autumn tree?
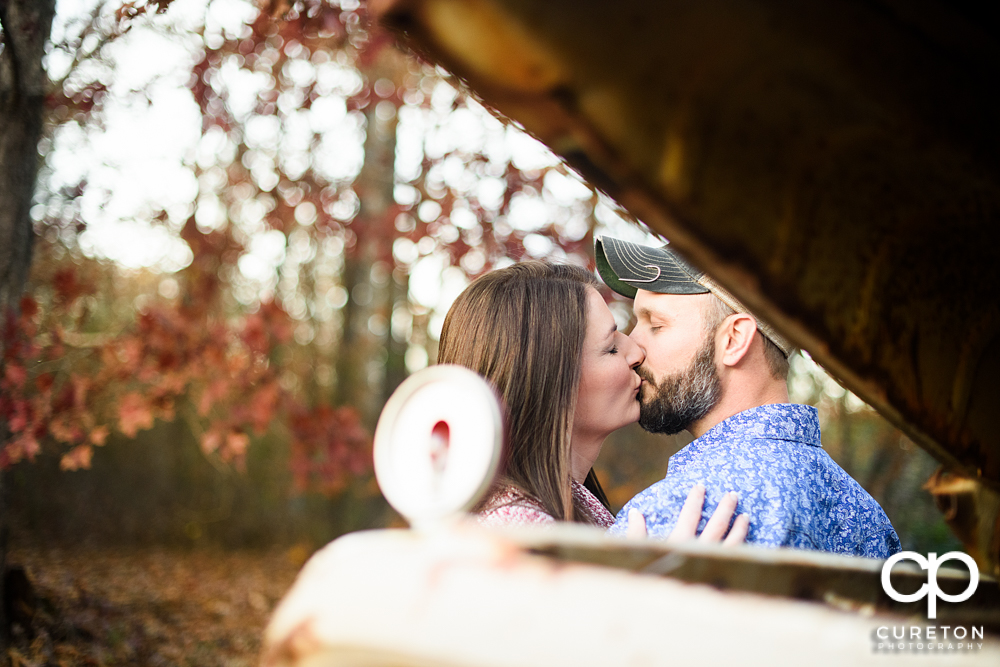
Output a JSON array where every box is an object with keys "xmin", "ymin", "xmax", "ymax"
[
  {"xmin": 0, "ymin": 0, "xmax": 56, "ymax": 647},
  {"xmin": 3, "ymin": 0, "xmax": 603, "ymax": 512}
]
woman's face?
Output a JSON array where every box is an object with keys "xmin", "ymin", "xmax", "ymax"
[{"xmin": 574, "ymin": 288, "xmax": 645, "ymax": 441}]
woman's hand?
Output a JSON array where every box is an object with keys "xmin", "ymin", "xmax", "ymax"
[{"xmin": 626, "ymin": 484, "xmax": 749, "ymax": 546}]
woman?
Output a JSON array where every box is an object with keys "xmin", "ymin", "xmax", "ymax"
[{"xmin": 438, "ymin": 261, "xmax": 748, "ymax": 542}]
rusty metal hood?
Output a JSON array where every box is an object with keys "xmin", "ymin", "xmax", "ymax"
[{"xmin": 374, "ymin": 0, "xmax": 1000, "ymax": 488}]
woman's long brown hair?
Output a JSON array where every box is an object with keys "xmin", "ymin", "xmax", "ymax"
[{"xmin": 438, "ymin": 261, "xmax": 608, "ymax": 524}]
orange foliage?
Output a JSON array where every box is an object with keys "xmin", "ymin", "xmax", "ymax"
[
  {"xmin": 289, "ymin": 404, "xmax": 370, "ymax": 495},
  {"xmin": 1, "ymin": 225, "xmax": 372, "ymax": 494}
]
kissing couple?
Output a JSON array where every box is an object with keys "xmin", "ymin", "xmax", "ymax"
[{"xmin": 439, "ymin": 236, "xmax": 900, "ymax": 558}]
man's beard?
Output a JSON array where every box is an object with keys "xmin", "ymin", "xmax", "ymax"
[{"xmin": 636, "ymin": 334, "xmax": 722, "ymax": 435}]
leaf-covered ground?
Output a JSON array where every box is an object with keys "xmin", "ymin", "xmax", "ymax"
[{"xmin": 5, "ymin": 544, "xmax": 309, "ymax": 666}]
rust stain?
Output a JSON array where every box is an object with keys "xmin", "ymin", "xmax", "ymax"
[
  {"xmin": 949, "ymin": 314, "xmax": 1000, "ymax": 440},
  {"xmin": 844, "ymin": 238, "xmax": 893, "ymax": 364},
  {"xmin": 261, "ymin": 619, "xmax": 322, "ymax": 667},
  {"xmin": 419, "ymin": 0, "xmax": 567, "ymax": 93}
]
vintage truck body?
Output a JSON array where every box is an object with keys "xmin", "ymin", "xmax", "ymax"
[{"xmin": 263, "ymin": 2, "xmax": 1000, "ymax": 664}]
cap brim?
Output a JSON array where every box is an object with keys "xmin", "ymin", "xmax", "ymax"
[
  {"xmin": 595, "ymin": 237, "xmax": 638, "ymax": 298},
  {"xmin": 595, "ymin": 236, "xmax": 709, "ymax": 299}
]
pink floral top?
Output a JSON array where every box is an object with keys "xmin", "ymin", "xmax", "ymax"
[{"xmin": 476, "ymin": 479, "xmax": 615, "ymax": 528}]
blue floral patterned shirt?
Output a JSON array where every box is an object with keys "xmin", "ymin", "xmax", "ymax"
[{"xmin": 609, "ymin": 403, "xmax": 901, "ymax": 558}]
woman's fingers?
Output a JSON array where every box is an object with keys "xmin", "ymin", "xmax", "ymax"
[
  {"xmin": 723, "ymin": 513, "xmax": 750, "ymax": 547},
  {"xmin": 699, "ymin": 491, "xmax": 739, "ymax": 542},
  {"xmin": 667, "ymin": 484, "xmax": 705, "ymax": 542},
  {"xmin": 666, "ymin": 485, "xmax": 751, "ymax": 544},
  {"xmin": 625, "ymin": 508, "xmax": 647, "ymax": 539}
]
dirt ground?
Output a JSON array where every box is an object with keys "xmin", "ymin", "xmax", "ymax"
[{"xmin": 4, "ymin": 543, "xmax": 309, "ymax": 666}]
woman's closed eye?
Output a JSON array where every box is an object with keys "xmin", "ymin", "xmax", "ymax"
[{"xmin": 606, "ymin": 345, "xmax": 619, "ymax": 355}]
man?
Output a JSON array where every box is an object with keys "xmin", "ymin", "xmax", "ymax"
[{"xmin": 595, "ymin": 236, "xmax": 901, "ymax": 558}]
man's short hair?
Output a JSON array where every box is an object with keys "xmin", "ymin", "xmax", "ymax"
[{"xmin": 704, "ymin": 297, "xmax": 789, "ymax": 381}]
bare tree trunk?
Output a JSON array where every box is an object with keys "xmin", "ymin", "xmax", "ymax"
[
  {"xmin": 335, "ymin": 50, "xmax": 405, "ymax": 427},
  {"xmin": 335, "ymin": 102, "xmax": 396, "ymax": 426},
  {"xmin": 0, "ymin": 0, "xmax": 56, "ymax": 648},
  {"xmin": 0, "ymin": 0, "xmax": 53, "ymax": 317}
]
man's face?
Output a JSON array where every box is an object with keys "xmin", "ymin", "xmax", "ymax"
[{"xmin": 630, "ymin": 291, "xmax": 722, "ymax": 434}]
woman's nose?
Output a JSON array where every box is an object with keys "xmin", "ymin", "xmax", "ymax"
[{"xmin": 623, "ymin": 334, "xmax": 644, "ymax": 368}]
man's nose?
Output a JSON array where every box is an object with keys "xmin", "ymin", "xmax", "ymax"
[
  {"xmin": 624, "ymin": 335, "xmax": 645, "ymax": 369},
  {"xmin": 628, "ymin": 327, "xmax": 648, "ymax": 355}
]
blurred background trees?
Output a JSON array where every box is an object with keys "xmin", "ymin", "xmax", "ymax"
[{"xmin": 0, "ymin": 0, "xmax": 959, "ymax": 554}]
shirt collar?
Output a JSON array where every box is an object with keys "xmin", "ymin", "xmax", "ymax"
[{"xmin": 696, "ymin": 403, "xmax": 822, "ymax": 448}]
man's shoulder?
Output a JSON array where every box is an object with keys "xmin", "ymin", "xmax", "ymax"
[
  {"xmin": 808, "ymin": 449, "xmax": 884, "ymax": 502},
  {"xmin": 709, "ymin": 403, "xmax": 821, "ymax": 448},
  {"xmin": 673, "ymin": 428, "xmax": 824, "ymax": 478}
]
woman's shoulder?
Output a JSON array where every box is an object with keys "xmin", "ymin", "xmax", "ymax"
[
  {"xmin": 571, "ymin": 479, "xmax": 615, "ymax": 528},
  {"xmin": 476, "ymin": 485, "xmax": 556, "ymax": 528}
]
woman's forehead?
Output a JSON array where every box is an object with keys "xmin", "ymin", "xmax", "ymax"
[{"xmin": 585, "ymin": 289, "xmax": 617, "ymax": 337}]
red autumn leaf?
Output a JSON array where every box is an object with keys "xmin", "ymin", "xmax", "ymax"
[
  {"xmin": 227, "ymin": 348, "xmax": 251, "ymax": 376},
  {"xmin": 35, "ymin": 372, "xmax": 55, "ymax": 393},
  {"xmin": 3, "ymin": 433, "xmax": 41, "ymax": 466},
  {"xmin": 224, "ymin": 430, "xmax": 250, "ymax": 461},
  {"xmin": 22, "ymin": 435, "xmax": 41, "ymax": 460},
  {"xmin": 71, "ymin": 374, "xmax": 90, "ymax": 408},
  {"xmin": 19, "ymin": 295, "xmax": 39, "ymax": 319},
  {"xmin": 89, "ymin": 425, "xmax": 109, "ymax": 446},
  {"xmin": 117, "ymin": 338, "xmax": 144, "ymax": 374},
  {"xmin": 287, "ymin": 404, "xmax": 372, "ymax": 495},
  {"xmin": 50, "ymin": 416, "xmax": 82, "ymax": 444},
  {"xmin": 249, "ymin": 383, "xmax": 280, "ymax": 434},
  {"xmin": 53, "ymin": 267, "xmax": 89, "ymax": 305},
  {"xmin": 118, "ymin": 392, "xmax": 155, "ymax": 437},
  {"xmin": 259, "ymin": 301, "xmax": 293, "ymax": 343},
  {"xmin": 7, "ymin": 399, "xmax": 32, "ymax": 433},
  {"xmin": 60, "ymin": 444, "xmax": 94, "ymax": 471},
  {"xmin": 155, "ymin": 372, "xmax": 186, "ymax": 396},
  {"xmin": 197, "ymin": 378, "xmax": 230, "ymax": 417},
  {"xmin": 4, "ymin": 363, "xmax": 27, "ymax": 388},
  {"xmin": 241, "ymin": 314, "xmax": 269, "ymax": 355},
  {"xmin": 52, "ymin": 383, "xmax": 76, "ymax": 414},
  {"xmin": 200, "ymin": 428, "xmax": 222, "ymax": 455}
]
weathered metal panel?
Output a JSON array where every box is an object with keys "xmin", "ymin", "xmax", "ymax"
[
  {"xmin": 373, "ymin": 0, "xmax": 1000, "ymax": 489},
  {"xmin": 262, "ymin": 527, "xmax": 1000, "ymax": 666}
]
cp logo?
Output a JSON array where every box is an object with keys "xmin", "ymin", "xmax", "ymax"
[{"xmin": 881, "ymin": 551, "xmax": 979, "ymax": 619}]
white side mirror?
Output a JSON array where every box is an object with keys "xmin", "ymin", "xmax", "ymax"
[{"xmin": 373, "ymin": 365, "xmax": 503, "ymax": 527}]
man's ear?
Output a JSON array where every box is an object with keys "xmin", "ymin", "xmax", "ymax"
[{"xmin": 717, "ymin": 314, "xmax": 757, "ymax": 368}]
